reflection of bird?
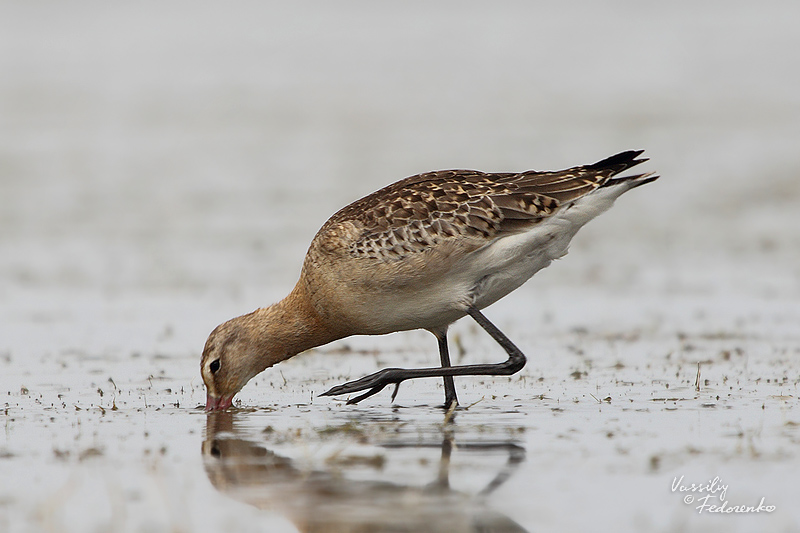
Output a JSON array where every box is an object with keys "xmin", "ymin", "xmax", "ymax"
[
  {"xmin": 202, "ymin": 151, "xmax": 657, "ymax": 410},
  {"xmin": 202, "ymin": 412, "xmax": 528, "ymax": 533}
]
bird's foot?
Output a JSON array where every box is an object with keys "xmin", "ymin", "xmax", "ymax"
[
  {"xmin": 443, "ymin": 396, "xmax": 459, "ymax": 411},
  {"xmin": 319, "ymin": 367, "xmax": 406, "ymax": 405}
]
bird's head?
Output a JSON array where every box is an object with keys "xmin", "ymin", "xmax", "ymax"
[{"xmin": 201, "ymin": 315, "xmax": 263, "ymax": 411}]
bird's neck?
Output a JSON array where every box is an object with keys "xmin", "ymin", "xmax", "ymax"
[{"xmin": 251, "ymin": 278, "xmax": 344, "ymax": 369}]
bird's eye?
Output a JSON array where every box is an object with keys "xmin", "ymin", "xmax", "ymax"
[{"xmin": 209, "ymin": 359, "xmax": 221, "ymax": 374}]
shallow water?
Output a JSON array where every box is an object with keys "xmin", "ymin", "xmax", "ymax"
[{"xmin": 2, "ymin": 1, "xmax": 800, "ymax": 532}]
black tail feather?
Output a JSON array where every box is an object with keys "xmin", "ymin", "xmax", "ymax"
[{"xmin": 586, "ymin": 150, "xmax": 647, "ymax": 175}]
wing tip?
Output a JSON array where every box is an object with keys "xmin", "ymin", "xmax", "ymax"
[{"xmin": 600, "ymin": 171, "xmax": 659, "ymax": 190}]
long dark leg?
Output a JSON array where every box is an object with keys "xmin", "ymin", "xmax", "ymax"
[
  {"xmin": 319, "ymin": 307, "xmax": 527, "ymax": 404},
  {"xmin": 435, "ymin": 329, "xmax": 459, "ymax": 409}
]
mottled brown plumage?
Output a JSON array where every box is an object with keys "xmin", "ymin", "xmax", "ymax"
[{"xmin": 315, "ymin": 152, "xmax": 649, "ymax": 264}]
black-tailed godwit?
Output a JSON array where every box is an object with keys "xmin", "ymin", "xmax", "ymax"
[{"xmin": 202, "ymin": 150, "xmax": 657, "ymax": 410}]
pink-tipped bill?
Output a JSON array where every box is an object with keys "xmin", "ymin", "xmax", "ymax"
[{"xmin": 205, "ymin": 393, "xmax": 234, "ymax": 412}]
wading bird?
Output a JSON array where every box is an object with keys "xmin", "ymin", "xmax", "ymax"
[{"xmin": 202, "ymin": 150, "xmax": 657, "ymax": 410}]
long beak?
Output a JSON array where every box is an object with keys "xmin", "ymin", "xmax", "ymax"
[{"xmin": 205, "ymin": 393, "xmax": 234, "ymax": 412}]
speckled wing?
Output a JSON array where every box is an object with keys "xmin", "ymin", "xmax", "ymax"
[{"xmin": 319, "ymin": 150, "xmax": 648, "ymax": 261}]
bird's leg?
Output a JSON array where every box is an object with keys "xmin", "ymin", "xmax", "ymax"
[
  {"xmin": 319, "ymin": 307, "xmax": 526, "ymax": 405},
  {"xmin": 435, "ymin": 328, "xmax": 459, "ymax": 409}
]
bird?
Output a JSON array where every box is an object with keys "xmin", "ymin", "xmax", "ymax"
[{"xmin": 202, "ymin": 150, "xmax": 657, "ymax": 411}]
